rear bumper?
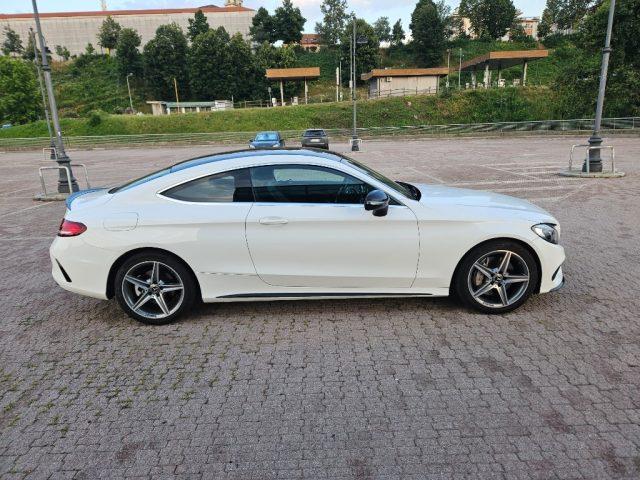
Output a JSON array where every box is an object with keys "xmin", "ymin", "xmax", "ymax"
[{"xmin": 50, "ymin": 237, "xmax": 115, "ymax": 300}]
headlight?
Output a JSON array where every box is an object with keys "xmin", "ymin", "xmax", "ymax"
[
  {"xmin": 532, "ymin": 223, "xmax": 560, "ymax": 244},
  {"xmin": 249, "ymin": 144, "xmax": 255, "ymax": 149}
]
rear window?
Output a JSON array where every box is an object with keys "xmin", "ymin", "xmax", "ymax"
[
  {"xmin": 303, "ymin": 130, "xmax": 326, "ymax": 137},
  {"xmin": 109, "ymin": 168, "xmax": 171, "ymax": 194}
]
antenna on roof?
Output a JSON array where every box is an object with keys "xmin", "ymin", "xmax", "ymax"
[{"xmin": 100, "ymin": 0, "xmax": 107, "ymax": 11}]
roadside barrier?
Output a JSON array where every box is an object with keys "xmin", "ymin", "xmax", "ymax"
[{"xmin": 1, "ymin": 117, "xmax": 637, "ymax": 151}]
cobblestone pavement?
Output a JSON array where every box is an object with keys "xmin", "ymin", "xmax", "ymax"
[{"xmin": 1, "ymin": 136, "xmax": 639, "ymax": 479}]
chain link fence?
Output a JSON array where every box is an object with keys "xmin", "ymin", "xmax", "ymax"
[{"xmin": 0, "ymin": 117, "xmax": 637, "ymax": 151}]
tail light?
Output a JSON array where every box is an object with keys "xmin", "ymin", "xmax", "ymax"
[{"xmin": 58, "ymin": 219, "xmax": 87, "ymax": 237}]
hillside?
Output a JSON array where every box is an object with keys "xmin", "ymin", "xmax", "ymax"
[{"xmin": 0, "ymin": 87, "xmax": 556, "ymax": 139}]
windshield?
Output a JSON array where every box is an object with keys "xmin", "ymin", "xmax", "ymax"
[
  {"xmin": 342, "ymin": 157, "xmax": 417, "ymax": 200},
  {"xmin": 304, "ymin": 130, "xmax": 325, "ymax": 137},
  {"xmin": 255, "ymin": 133, "xmax": 278, "ymax": 141}
]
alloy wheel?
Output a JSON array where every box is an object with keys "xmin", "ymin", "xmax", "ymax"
[
  {"xmin": 121, "ymin": 261, "xmax": 185, "ymax": 320},
  {"xmin": 467, "ymin": 250, "xmax": 530, "ymax": 309}
]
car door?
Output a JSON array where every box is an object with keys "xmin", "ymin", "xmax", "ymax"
[{"xmin": 245, "ymin": 163, "xmax": 419, "ymax": 289}]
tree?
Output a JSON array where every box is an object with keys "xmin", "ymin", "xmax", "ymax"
[
  {"xmin": 540, "ymin": 0, "xmax": 593, "ymax": 34},
  {"xmin": 97, "ymin": 16, "xmax": 122, "ymax": 54},
  {"xmin": 116, "ymin": 28, "xmax": 142, "ymax": 78},
  {"xmin": 143, "ymin": 23, "xmax": 189, "ymax": 100},
  {"xmin": 340, "ymin": 18, "xmax": 380, "ymax": 84},
  {"xmin": 188, "ymin": 9, "xmax": 210, "ymax": 41},
  {"xmin": 410, "ymin": 0, "xmax": 447, "ymax": 67},
  {"xmin": 273, "ymin": 0, "xmax": 306, "ymax": 44},
  {"xmin": 553, "ymin": 0, "xmax": 640, "ymax": 118},
  {"xmin": 315, "ymin": 0, "xmax": 348, "ymax": 46},
  {"xmin": 250, "ymin": 7, "xmax": 276, "ymax": 44},
  {"xmin": 373, "ymin": 17, "xmax": 392, "ymax": 44},
  {"xmin": 55, "ymin": 45, "xmax": 71, "ymax": 61},
  {"xmin": 253, "ymin": 42, "xmax": 297, "ymax": 98},
  {"xmin": 188, "ymin": 26, "xmax": 231, "ymax": 100},
  {"xmin": 508, "ymin": 22, "xmax": 533, "ymax": 43},
  {"xmin": 226, "ymin": 33, "xmax": 256, "ymax": 100},
  {"xmin": 391, "ymin": 20, "xmax": 405, "ymax": 46},
  {"xmin": 464, "ymin": 0, "xmax": 517, "ymax": 39},
  {"xmin": 2, "ymin": 27, "xmax": 23, "ymax": 56},
  {"xmin": 22, "ymin": 34, "xmax": 37, "ymax": 61},
  {"xmin": 0, "ymin": 57, "xmax": 40, "ymax": 124},
  {"xmin": 85, "ymin": 43, "xmax": 96, "ymax": 56}
]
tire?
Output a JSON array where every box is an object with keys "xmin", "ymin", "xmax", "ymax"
[
  {"xmin": 114, "ymin": 252, "xmax": 197, "ymax": 325},
  {"xmin": 454, "ymin": 240, "xmax": 539, "ymax": 314}
]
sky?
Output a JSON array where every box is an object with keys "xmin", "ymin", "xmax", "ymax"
[{"xmin": 10, "ymin": 0, "xmax": 546, "ymax": 35}]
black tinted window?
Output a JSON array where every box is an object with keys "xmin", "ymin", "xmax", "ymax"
[
  {"xmin": 162, "ymin": 168, "xmax": 253, "ymax": 202},
  {"xmin": 303, "ymin": 130, "xmax": 326, "ymax": 137},
  {"xmin": 250, "ymin": 164, "xmax": 373, "ymax": 204}
]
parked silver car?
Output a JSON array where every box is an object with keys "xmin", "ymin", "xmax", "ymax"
[{"xmin": 301, "ymin": 129, "xmax": 329, "ymax": 149}]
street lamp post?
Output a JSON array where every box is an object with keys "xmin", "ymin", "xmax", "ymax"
[
  {"xmin": 585, "ymin": 0, "xmax": 616, "ymax": 173},
  {"xmin": 126, "ymin": 73, "xmax": 135, "ymax": 113},
  {"xmin": 350, "ymin": 17, "xmax": 367, "ymax": 152},
  {"xmin": 32, "ymin": 0, "xmax": 78, "ymax": 193},
  {"xmin": 29, "ymin": 28, "xmax": 54, "ymax": 150}
]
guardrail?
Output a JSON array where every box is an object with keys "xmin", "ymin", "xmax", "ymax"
[{"xmin": 1, "ymin": 117, "xmax": 637, "ymax": 151}]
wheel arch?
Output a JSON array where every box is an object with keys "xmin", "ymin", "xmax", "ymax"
[
  {"xmin": 106, "ymin": 247, "xmax": 202, "ymax": 300},
  {"xmin": 449, "ymin": 237, "xmax": 542, "ymax": 296}
]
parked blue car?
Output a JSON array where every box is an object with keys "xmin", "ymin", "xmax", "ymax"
[{"xmin": 249, "ymin": 131, "xmax": 285, "ymax": 149}]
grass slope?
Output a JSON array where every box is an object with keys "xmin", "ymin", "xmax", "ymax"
[{"xmin": 0, "ymin": 87, "xmax": 556, "ymax": 139}]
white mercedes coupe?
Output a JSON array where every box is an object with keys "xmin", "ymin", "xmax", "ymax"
[{"xmin": 50, "ymin": 149, "xmax": 565, "ymax": 324}]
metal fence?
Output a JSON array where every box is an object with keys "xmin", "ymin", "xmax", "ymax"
[{"xmin": 1, "ymin": 117, "xmax": 637, "ymax": 151}]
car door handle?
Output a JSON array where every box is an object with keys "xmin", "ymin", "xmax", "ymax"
[{"xmin": 259, "ymin": 217, "xmax": 288, "ymax": 225}]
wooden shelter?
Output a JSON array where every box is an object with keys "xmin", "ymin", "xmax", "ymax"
[
  {"xmin": 265, "ymin": 67, "xmax": 321, "ymax": 105},
  {"xmin": 459, "ymin": 50, "xmax": 549, "ymax": 88}
]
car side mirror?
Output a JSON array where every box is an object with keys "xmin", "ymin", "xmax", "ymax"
[{"xmin": 364, "ymin": 190, "xmax": 389, "ymax": 217}]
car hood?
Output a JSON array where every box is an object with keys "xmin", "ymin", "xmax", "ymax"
[
  {"xmin": 251, "ymin": 140, "xmax": 279, "ymax": 147},
  {"xmin": 414, "ymin": 184, "xmax": 556, "ymax": 222}
]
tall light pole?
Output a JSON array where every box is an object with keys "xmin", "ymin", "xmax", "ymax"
[
  {"xmin": 351, "ymin": 16, "xmax": 367, "ymax": 152},
  {"xmin": 585, "ymin": 0, "xmax": 616, "ymax": 173},
  {"xmin": 458, "ymin": 48, "xmax": 463, "ymax": 89},
  {"xmin": 446, "ymin": 49, "xmax": 451, "ymax": 89},
  {"xmin": 30, "ymin": 28, "xmax": 54, "ymax": 148},
  {"xmin": 32, "ymin": 0, "xmax": 78, "ymax": 193},
  {"xmin": 126, "ymin": 73, "xmax": 135, "ymax": 113}
]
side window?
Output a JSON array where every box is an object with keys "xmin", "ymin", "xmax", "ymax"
[
  {"xmin": 162, "ymin": 168, "xmax": 253, "ymax": 203},
  {"xmin": 250, "ymin": 164, "xmax": 375, "ymax": 204}
]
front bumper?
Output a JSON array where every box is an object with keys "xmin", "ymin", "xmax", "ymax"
[{"xmin": 534, "ymin": 238, "xmax": 565, "ymax": 294}]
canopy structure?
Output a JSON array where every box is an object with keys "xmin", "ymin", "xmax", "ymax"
[
  {"xmin": 361, "ymin": 67, "xmax": 450, "ymax": 81},
  {"xmin": 265, "ymin": 67, "xmax": 321, "ymax": 105},
  {"xmin": 459, "ymin": 50, "xmax": 549, "ymax": 88}
]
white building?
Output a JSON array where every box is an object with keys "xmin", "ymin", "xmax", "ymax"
[{"xmin": 0, "ymin": 3, "xmax": 255, "ymax": 57}]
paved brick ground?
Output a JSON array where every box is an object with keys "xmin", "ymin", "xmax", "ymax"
[{"xmin": 1, "ymin": 136, "xmax": 639, "ymax": 479}]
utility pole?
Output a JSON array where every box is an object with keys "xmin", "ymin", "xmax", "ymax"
[
  {"xmin": 126, "ymin": 73, "xmax": 134, "ymax": 113},
  {"xmin": 30, "ymin": 28, "xmax": 54, "ymax": 149},
  {"xmin": 585, "ymin": 0, "xmax": 616, "ymax": 173},
  {"xmin": 173, "ymin": 77, "xmax": 180, "ymax": 113},
  {"xmin": 32, "ymin": 0, "xmax": 78, "ymax": 193}
]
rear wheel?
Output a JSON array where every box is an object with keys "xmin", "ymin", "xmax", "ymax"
[
  {"xmin": 454, "ymin": 240, "xmax": 538, "ymax": 314},
  {"xmin": 114, "ymin": 252, "xmax": 196, "ymax": 325}
]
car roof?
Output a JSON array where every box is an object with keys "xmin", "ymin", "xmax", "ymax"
[{"xmin": 171, "ymin": 148, "xmax": 346, "ymax": 173}]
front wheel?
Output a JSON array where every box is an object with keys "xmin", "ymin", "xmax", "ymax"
[
  {"xmin": 454, "ymin": 240, "xmax": 539, "ymax": 314},
  {"xmin": 114, "ymin": 252, "xmax": 197, "ymax": 325}
]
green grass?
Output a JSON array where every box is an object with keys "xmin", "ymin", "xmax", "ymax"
[{"xmin": 0, "ymin": 87, "xmax": 556, "ymax": 138}]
